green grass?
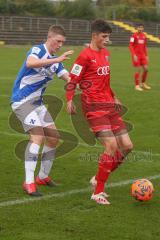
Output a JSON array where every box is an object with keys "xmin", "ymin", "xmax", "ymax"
[{"xmin": 0, "ymin": 45, "xmax": 160, "ymax": 240}]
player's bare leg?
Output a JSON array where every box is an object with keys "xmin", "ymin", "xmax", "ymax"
[
  {"xmin": 116, "ymin": 133, "xmax": 133, "ymax": 152},
  {"xmin": 142, "ymin": 65, "xmax": 151, "ymax": 90},
  {"xmin": 36, "ymin": 124, "xmax": 60, "ymax": 187},
  {"xmin": 114, "ymin": 132, "xmax": 133, "ymax": 168}
]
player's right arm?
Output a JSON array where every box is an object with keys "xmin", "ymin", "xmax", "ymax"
[
  {"xmin": 26, "ymin": 50, "xmax": 73, "ymax": 68},
  {"xmin": 66, "ymin": 52, "xmax": 88, "ymax": 114},
  {"xmin": 129, "ymin": 34, "xmax": 137, "ymax": 62}
]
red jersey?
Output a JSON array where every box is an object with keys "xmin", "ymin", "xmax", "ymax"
[
  {"xmin": 66, "ymin": 47, "xmax": 114, "ymax": 103},
  {"xmin": 129, "ymin": 32, "xmax": 147, "ymax": 57}
]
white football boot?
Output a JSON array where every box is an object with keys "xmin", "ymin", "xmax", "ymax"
[
  {"xmin": 135, "ymin": 85, "xmax": 143, "ymax": 91},
  {"xmin": 91, "ymin": 192, "xmax": 110, "ymax": 205},
  {"xmin": 90, "ymin": 176, "xmax": 109, "ymax": 197},
  {"xmin": 142, "ymin": 83, "xmax": 151, "ymax": 90}
]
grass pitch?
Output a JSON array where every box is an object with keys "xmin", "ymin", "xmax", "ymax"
[{"xmin": 0, "ymin": 45, "xmax": 160, "ymax": 240}]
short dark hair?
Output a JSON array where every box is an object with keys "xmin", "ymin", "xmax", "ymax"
[
  {"xmin": 48, "ymin": 25, "xmax": 66, "ymax": 37},
  {"xmin": 91, "ymin": 19, "xmax": 112, "ymax": 34},
  {"xmin": 136, "ymin": 23, "xmax": 144, "ymax": 27}
]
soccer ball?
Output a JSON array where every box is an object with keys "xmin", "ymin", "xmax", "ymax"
[{"xmin": 131, "ymin": 179, "xmax": 154, "ymax": 201}]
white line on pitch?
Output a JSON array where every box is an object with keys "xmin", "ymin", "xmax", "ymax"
[{"xmin": 0, "ymin": 174, "xmax": 159, "ymax": 208}]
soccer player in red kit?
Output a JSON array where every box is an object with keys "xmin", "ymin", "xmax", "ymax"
[
  {"xmin": 66, "ymin": 20, "xmax": 133, "ymax": 205},
  {"xmin": 129, "ymin": 23, "xmax": 151, "ymax": 91}
]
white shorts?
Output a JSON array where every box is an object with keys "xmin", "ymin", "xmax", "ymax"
[{"xmin": 12, "ymin": 101, "xmax": 54, "ymax": 132}]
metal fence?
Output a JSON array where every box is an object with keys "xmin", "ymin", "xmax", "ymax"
[
  {"xmin": 1, "ymin": 15, "xmax": 160, "ymax": 36},
  {"xmin": 0, "ymin": 15, "xmax": 160, "ymax": 46}
]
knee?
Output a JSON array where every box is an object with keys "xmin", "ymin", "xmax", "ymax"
[
  {"xmin": 124, "ymin": 142, "xmax": 134, "ymax": 153},
  {"xmin": 135, "ymin": 67, "xmax": 141, "ymax": 73},
  {"xmin": 52, "ymin": 137, "xmax": 59, "ymax": 147},
  {"xmin": 45, "ymin": 129, "xmax": 60, "ymax": 148},
  {"xmin": 104, "ymin": 141, "xmax": 118, "ymax": 155},
  {"xmin": 46, "ymin": 135, "xmax": 60, "ymax": 148},
  {"xmin": 29, "ymin": 127, "xmax": 45, "ymax": 145},
  {"xmin": 143, "ymin": 65, "xmax": 148, "ymax": 72},
  {"xmin": 111, "ymin": 142, "xmax": 119, "ymax": 153},
  {"xmin": 30, "ymin": 135, "xmax": 45, "ymax": 145}
]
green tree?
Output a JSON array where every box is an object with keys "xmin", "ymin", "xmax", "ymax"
[
  {"xmin": 120, "ymin": 0, "xmax": 155, "ymax": 7},
  {"xmin": 0, "ymin": 0, "xmax": 55, "ymax": 16},
  {"xmin": 56, "ymin": 0, "xmax": 96, "ymax": 19}
]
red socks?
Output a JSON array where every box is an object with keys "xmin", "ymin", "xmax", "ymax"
[
  {"xmin": 135, "ymin": 71, "xmax": 148, "ymax": 85},
  {"xmin": 94, "ymin": 150, "xmax": 130, "ymax": 194},
  {"xmin": 95, "ymin": 153, "xmax": 113, "ymax": 194},
  {"xmin": 142, "ymin": 71, "xmax": 148, "ymax": 83},
  {"xmin": 135, "ymin": 72, "xmax": 140, "ymax": 86},
  {"xmin": 111, "ymin": 150, "xmax": 124, "ymax": 172}
]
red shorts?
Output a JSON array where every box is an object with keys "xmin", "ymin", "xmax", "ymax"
[
  {"xmin": 132, "ymin": 55, "xmax": 148, "ymax": 67},
  {"xmin": 82, "ymin": 102, "xmax": 126, "ymax": 135}
]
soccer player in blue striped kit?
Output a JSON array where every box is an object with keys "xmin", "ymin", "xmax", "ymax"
[{"xmin": 11, "ymin": 25, "xmax": 73, "ymax": 196}]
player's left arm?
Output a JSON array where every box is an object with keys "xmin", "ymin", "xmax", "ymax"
[
  {"xmin": 114, "ymin": 96, "xmax": 123, "ymax": 113},
  {"xmin": 66, "ymin": 53, "xmax": 88, "ymax": 114},
  {"xmin": 110, "ymin": 85, "xmax": 123, "ymax": 112},
  {"xmin": 144, "ymin": 36, "xmax": 148, "ymax": 60},
  {"xmin": 114, "ymin": 97, "xmax": 122, "ymax": 105}
]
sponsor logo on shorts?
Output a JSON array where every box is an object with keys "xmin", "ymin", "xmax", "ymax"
[{"xmin": 30, "ymin": 119, "xmax": 36, "ymax": 125}]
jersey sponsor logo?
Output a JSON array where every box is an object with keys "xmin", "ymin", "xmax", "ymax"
[
  {"xmin": 31, "ymin": 47, "xmax": 41, "ymax": 55},
  {"xmin": 130, "ymin": 37, "xmax": 134, "ymax": 43},
  {"xmin": 138, "ymin": 39, "xmax": 145, "ymax": 44},
  {"xmin": 97, "ymin": 66, "xmax": 110, "ymax": 76},
  {"xmin": 71, "ymin": 64, "xmax": 83, "ymax": 76}
]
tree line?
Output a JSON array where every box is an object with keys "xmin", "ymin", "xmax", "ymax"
[{"xmin": 0, "ymin": 0, "xmax": 159, "ymax": 21}]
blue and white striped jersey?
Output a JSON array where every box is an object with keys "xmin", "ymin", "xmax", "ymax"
[{"xmin": 11, "ymin": 44, "xmax": 68, "ymax": 104}]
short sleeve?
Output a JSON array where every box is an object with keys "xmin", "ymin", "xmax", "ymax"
[
  {"xmin": 69, "ymin": 53, "xmax": 88, "ymax": 82},
  {"xmin": 66, "ymin": 52, "xmax": 88, "ymax": 101},
  {"xmin": 130, "ymin": 36, "xmax": 135, "ymax": 43},
  {"xmin": 55, "ymin": 63, "xmax": 68, "ymax": 77},
  {"xmin": 27, "ymin": 46, "xmax": 43, "ymax": 59}
]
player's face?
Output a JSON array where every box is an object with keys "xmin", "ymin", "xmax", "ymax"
[
  {"xmin": 94, "ymin": 32, "xmax": 110, "ymax": 49},
  {"xmin": 48, "ymin": 34, "xmax": 66, "ymax": 53},
  {"xmin": 137, "ymin": 25, "xmax": 144, "ymax": 33}
]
